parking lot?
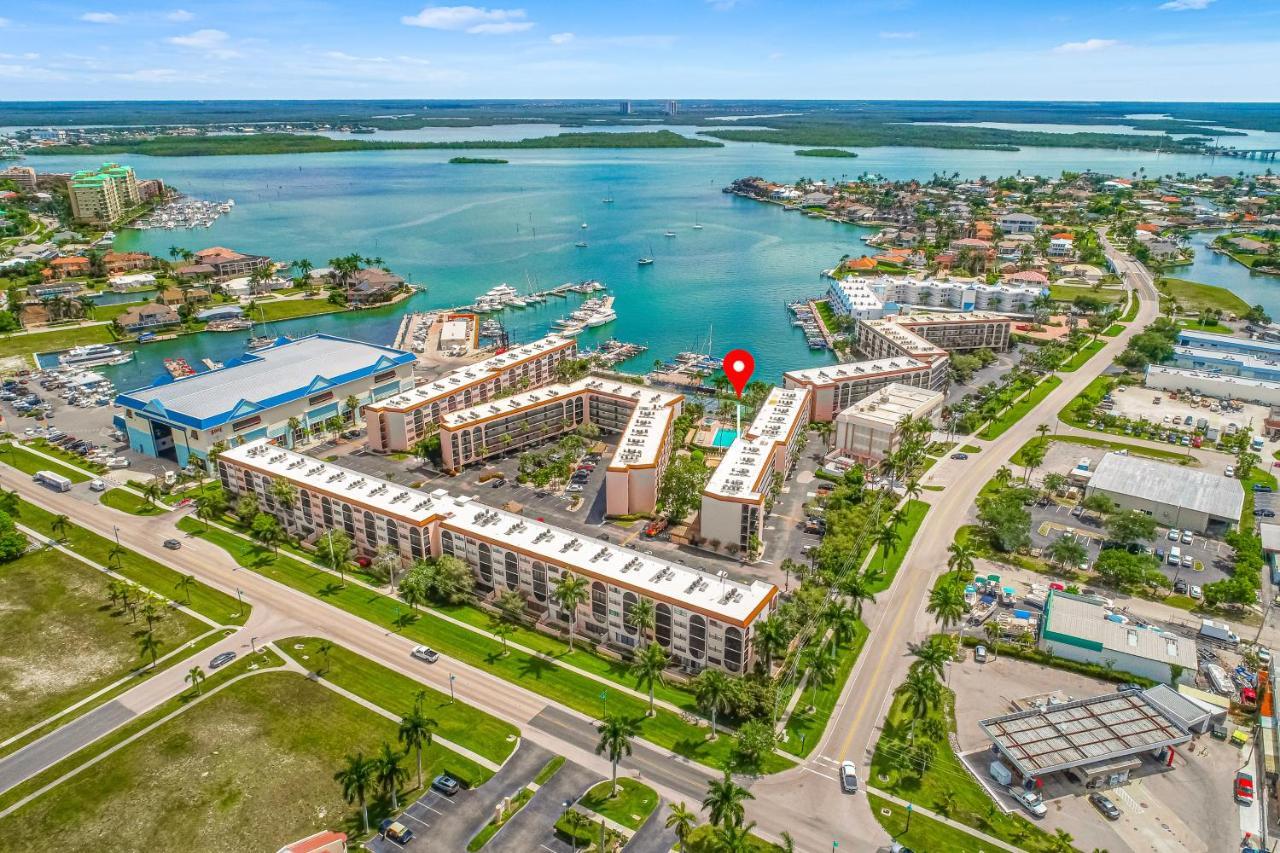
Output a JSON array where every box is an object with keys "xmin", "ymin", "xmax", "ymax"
[
  {"xmin": 950, "ymin": 652, "xmax": 1246, "ymax": 853},
  {"xmin": 1104, "ymin": 383, "xmax": 1268, "ymax": 438},
  {"xmin": 1027, "ymin": 501, "xmax": 1234, "ymax": 587}
]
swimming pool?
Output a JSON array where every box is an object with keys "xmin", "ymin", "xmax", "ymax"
[{"xmin": 712, "ymin": 428, "xmax": 739, "ymax": 448}]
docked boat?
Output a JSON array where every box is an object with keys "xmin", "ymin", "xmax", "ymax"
[
  {"xmin": 585, "ymin": 309, "xmax": 617, "ymax": 327},
  {"xmin": 59, "ymin": 344, "xmax": 127, "ymax": 367}
]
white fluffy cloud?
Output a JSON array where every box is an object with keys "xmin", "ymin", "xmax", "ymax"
[
  {"xmin": 1054, "ymin": 38, "xmax": 1118, "ymax": 53},
  {"xmin": 1159, "ymin": 0, "xmax": 1214, "ymax": 9},
  {"xmin": 166, "ymin": 9, "xmax": 194, "ymax": 22},
  {"xmin": 548, "ymin": 32, "xmax": 574, "ymax": 44},
  {"xmin": 168, "ymin": 28, "xmax": 228, "ymax": 48},
  {"xmin": 879, "ymin": 31, "xmax": 918, "ymax": 39},
  {"xmin": 80, "ymin": 11, "xmax": 121, "ymax": 24},
  {"xmin": 401, "ymin": 6, "xmax": 532, "ymax": 34}
]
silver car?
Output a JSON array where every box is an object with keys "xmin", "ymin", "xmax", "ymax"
[{"xmin": 839, "ymin": 760, "xmax": 859, "ymax": 793}]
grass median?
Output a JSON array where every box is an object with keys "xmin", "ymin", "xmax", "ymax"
[
  {"xmin": 866, "ymin": 499, "xmax": 929, "ymax": 594},
  {"xmin": 780, "ymin": 623, "xmax": 868, "ymax": 757},
  {"xmin": 277, "ymin": 636, "xmax": 518, "ymax": 766},
  {"xmin": 977, "ymin": 376, "xmax": 1062, "ymax": 440},
  {"xmin": 14, "ymin": 496, "xmax": 247, "ymax": 625},
  {"xmin": 99, "ymin": 488, "xmax": 164, "ymax": 516},
  {"xmin": 0, "ymin": 443, "xmax": 90, "ymax": 483},
  {"xmin": 1058, "ymin": 339, "xmax": 1104, "ymax": 372},
  {"xmin": 578, "ymin": 777, "xmax": 658, "ymax": 830},
  {"xmin": 178, "ymin": 519, "xmax": 792, "ymax": 774}
]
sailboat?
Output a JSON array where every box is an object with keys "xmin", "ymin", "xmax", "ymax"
[
  {"xmin": 663, "ymin": 228, "xmax": 677, "ymax": 238},
  {"xmin": 637, "ymin": 242, "xmax": 654, "ymax": 266},
  {"xmin": 692, "ymin": 215, "xmax": 703, "ymax": 230},
  {"xmin": 602, "ymin": 186, "xmax": 614, "ymax": 204}
]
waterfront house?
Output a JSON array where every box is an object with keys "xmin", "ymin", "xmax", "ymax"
[
  {"xmin": 45, "ymin": 256, "xmax": 90, "ymax": 279},
  {"xmin": 159, "ymin": 286, "xmax": 211, "ymax": 306},
  {"xmin": 118, "ymin": 303, "xmax": 180, "ymax": 332},
  {"xmin": 103, "ymin": 251, "xmax": 154, "ymax": 274},
  {"xmin": 177, "ymin": 246, "xmax": 271, "ymax": 282},
  {"xmin": 348, "ymin": 268, "xmax": 405, "ymax": 305},
  {"xmin": 110, "ymin": 272, "xmax": 158, "ymax": 290},
  {"xmin": 27, "ymin": 281, "xmax": 84, "ymax": 299}
]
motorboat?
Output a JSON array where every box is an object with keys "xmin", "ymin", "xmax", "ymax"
[{"xmin": 59, "ymin": 344, "xmax": 127, "ymax": 367}]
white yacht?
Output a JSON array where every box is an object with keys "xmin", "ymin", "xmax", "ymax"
[{"xmin": 59, "ymin": 344, "xmax": 128, "ymax": 367}]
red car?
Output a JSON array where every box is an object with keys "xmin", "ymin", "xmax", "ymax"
[
  {"xmin": 354, "ymin": 555, "xmax": 372, "ymax": 568},
  {"xmin": 1236, "ymin": 772, "xmax": 1255, "ymax": 805},
  {"xmin": 645, "ymin": 519, "xmax": 668, "ymax": 537}
]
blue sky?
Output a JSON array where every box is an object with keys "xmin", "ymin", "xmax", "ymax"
[{"xmin": 1, "ymin": 0, "xmax": 1278, "ymax": 101}]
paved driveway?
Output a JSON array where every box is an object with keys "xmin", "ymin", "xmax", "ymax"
[
  {"xmin": 624, "ymin": 799, "xmax": 680, "ymax": 853},
  {"xmin": 486, "ymin": 758, "xmax": 600, "ymax": 853},
  {"xmin": 366, "ymin": 740, "xmax": 555, "ymax": 853}
]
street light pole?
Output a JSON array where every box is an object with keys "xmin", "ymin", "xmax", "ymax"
[
  {"xmin": 449, "ymin": 673, "xmax": 456, "ymax": 703},
  {"xmin": 235, "ymin": 587, "xmax": 244, "ymax": 617}
]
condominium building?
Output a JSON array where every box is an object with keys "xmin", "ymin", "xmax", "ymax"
[
  {"xmin": 1, "ymin": 166, "xmax": 37, "ymax": 194},
  {"xmin": 218, "ymin": 439, "xmax": 777, "ymax": 673},
  {"xmin": 365, "ymin": 335, "xmax": 577, "ymax": 452},
  {"xmin": 700, "ymin": 387, "xmax": 810, "ymax": 555},
  {"xmin": 438, "ymin": 377, "xmax": 683, "ymax": 515},
  {"xmin": 68, "ymin": 163, "xmax": 140, "ymax": 225},
  {"xmin": 834, "ymin": 382, "xmax": 945, "ymax": 465},
  {"xmin": 783, "ymin": 356, "xmax": 936, "ymax": 421},
  {"xmin": 885, "ymin": 312, "xmax": 1012, "ymax": 353},
  {"xmin": 826, "ymin": 275, "xmax": 1042, "ymax": 316}
]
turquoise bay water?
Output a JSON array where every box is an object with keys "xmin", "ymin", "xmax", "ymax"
[{"xmin": 27, "ymin": 135, "xmax": 1279, "ymax": 390}]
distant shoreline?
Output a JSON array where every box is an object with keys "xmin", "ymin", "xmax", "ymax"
[{"xmin": 26, "ymin": 130, "xmax": 723, "ymax": 158}]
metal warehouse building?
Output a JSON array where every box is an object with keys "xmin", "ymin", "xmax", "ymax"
[
  {"xmin": 1039, "ymin": 591, "xmax": 1197, "ymax": 685},
  {"xmin": 1084, "ymin": 451, "xmax": 1243, "ymax": 534}
]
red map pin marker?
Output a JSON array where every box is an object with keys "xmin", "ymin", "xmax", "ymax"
[{"xmin": 722, "ymin": 349, "xmax": 755, "ymax": 399}]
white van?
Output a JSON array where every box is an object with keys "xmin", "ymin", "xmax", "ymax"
[{"xmin": 1168, "ymin": 546, "xmax": 1181, "ymax": 566}]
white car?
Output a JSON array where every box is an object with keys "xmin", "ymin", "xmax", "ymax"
[
  {"xmin": 1168, "ymin": 528, "xmax": 1180, "ymax": 541},
  {"xmin": 411, "ymin": 646, "xmax": 439, "ymax": 663},
  {"xmin": 1189, "ymin": 585, "xmax": 1202, "ymax": 599},
  {"xmin": 1010, "ymin": 787, "xmax": 1047, "ymax": 818},
  {"xmin": 1226, "ymin": 465, "xmax": 1236, "ymax": 478},
  {"xmin": 1180, "ymin": 530, "xmax": 1193, "ymax": 545},
  {"xmin": 839, "ymin": 760, "xmax": 859, "ymax": 793}
]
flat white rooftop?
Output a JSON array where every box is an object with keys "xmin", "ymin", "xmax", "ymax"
[
  {"xmin": 1088, "ymin": 451, "xmax": 1243, "ymax": 521},
  {"xmin": 900, "ymin": 311, "xmax": 1012, "ymax": 324},
  {"xmin": 860, "ymin": 318, "xmax": 948, "ymax": 357},
  {"xmin": 783, "ymin": 356, "xmax": 930, "ymax": 387},
  {"xmin": 705, "ymin": 435, "xmax": 775, "ymax": 502},
  {"xmin": 1146, "ymin": 364, "xmax": 1280, "ymax": 392},
  {"xmin": 610, "ymin": 400, "xmax": 679, "ymax": 471},
  {"xmin": 221, "ymin": 439, "xmax": 774, "ymax": 624},
  {"xmin": 836, "ymin": 382, "xmax": 943, "ymax": 428},
  {"xmin": 746, "ymin": 387, "xmax": 809, "ymax": 444},
  {"xmin": 439, "ymin": 376, "xmax": 680, "ymax": 431},
  {"xmin": 368, "ymin": 334, "xmax": 573, "ymax": 413}
]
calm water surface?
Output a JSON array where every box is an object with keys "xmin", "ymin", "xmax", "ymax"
[{"xmin": 25, "ymin": 134, "xmax": 1279, "ymax": 389}]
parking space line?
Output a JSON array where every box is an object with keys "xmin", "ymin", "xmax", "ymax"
[{"xmin": 400, "ymin": 812, "xmax": 431, "ymax": 828}]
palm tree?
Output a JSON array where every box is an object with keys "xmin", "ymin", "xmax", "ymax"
[
  {"xmin": 141, "ymin": 598, "xmax": 162, "ymax": 631},
  {"xmin": 927, "ymin": 582, "xmax": 967, "ymax": 633},
  {"xmin": 665, "ymin": 802, "xmax": 697, "ymax": 849},
  {"xmin": 269, "ymin": 477, "xmax": 296, "ymax": 524},
  {"xmin": 1049, "ymin": 828, "xmax": 1075, "ymax": 853},
  {"xmin": 142, "ymin": 481, "xmax": 162, "ymax": 507},
  {"xmin": 175, "ymin": 574, "xmax": 196, "ymax": 604},
  {"xmin": 900, "ymin": 666, "xmax": 942, "ymax": 721},
  {"xmin": 907, "ymin": 639, "xmax": 949, "ymax": 679},
  {"xmin": 693, "ymin": 668, "xmax": 733, "ymax": 739},
  {"xmin": 397, "ymin": 705, "xmax": 437, "ymax": 790},
  {"xmin": 185, "ymin": 665, "xmax": 206, "ymax": 695},
  {"xmin": 50, "ymin": 513, "xmax": 69, "ymax": 541},
  {"xmin": 138, "ymin": 631, "xmax": 162, "ymax": 668},
  {"xmin": 802, "ymin": 645, "xmax": 836, "ymax": 709},
  {"xmin": 715, "ymin": 820, "xmax": 759, "ymax": 853},
  {"xmin": 317, "ymin": 640, "xmax": 333, "ymax": 674},
  {"xmin": 552, "ymin": 572, "xmax": 589, "ymax": 651},
  {"xmin": 838, "ymin": 569, "xmax": 879, "ymax": 620},
  {"xmin": 0, "ymin": 487, "xmax": 20, "ymax": 517},
  {"xmin": 563, "ymin": 809, "xmax": 592, "ymax": 853},
  {"xmin": 872, "ymin": 524, "xmax": 902, "ymax": 574},
  {"xmin": 946, "ymin": 540, "xmax": 976, "ymax": 578},
  {"xmin": 625, "ymin": 597, "xmax": 655, "ymax": 642},
  {"xmin": 375, "ymin": 742, "xmax": 409, "ymax": 811},
  {"xmin": 595, "ymin": 714, "xmax": 638, "ymax": 795},
  {"xmin": 702, "ymin": 771, "xmax": 754, "ymax": 828},
  {"xmin": 631, "ymin": 641, "xmax": 669, "ymax": 716},
  {"xmin": 334, "ymin": 752, "xmax": 376, "ymax": 833},
  {"xmin": 194, "ymin": 489, "xmax": 226, "ymax": 531},
  {"xmin": 824, "ymin": 600, "xmax": 857, "ymax": 652},
  {"xmin": 750, "ymin": 615, "xmax": 789, "ymax": 674}
]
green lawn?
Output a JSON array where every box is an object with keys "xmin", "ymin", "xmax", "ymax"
[
  {"xmin": 867, "ymin": 500, "xmax": 930, "ymax": 594},
  {"xmin": 1101, "ymin": 323, "xmax": 1124, "ymax": 337},
  {"xmin": 27, "ymin": 439, "xmax": 108, "ymax": 474},
  {"xmin": 0, "ymin": 443, "xmax": 91, "ymax": 483},
  {"xmin": 977, "ymin": 376, "xmax": 1062, "ymax": 440},
  {"xmin": 254, "ymin": 298, "xmax": 345, "ymax": 322},
  {"xmin": 960, "ymin": 444, "xmax": 982, "ymax": 453},
  {"xmin": 14, "ymin": 496, "xmax": 247, "ymax": 625},
  {"xmin": 681, "ymin": 824, "xmax": 783, "ymax": 852},
  {"xmin": 0, "ymin": 324, "xmax": 115, "ymax": 360},
  {"xmin": 869, "ymin": 794, "xmax": 992, "ymax": 853},
  {"xmin": 1158, "ymin": 277, "xmax": 1250, "ymax": 315},
  {"xmin": 870, "ymin": 690, "xmax": 1058, "ymax": 852},
  {"xmin": 534, "ymin": 755, "xmax": 566, "ymax": 785},
  {"xmin": 781, "ymin": 624, "xmax": 868, "ymax": 757},
  {"xmin": 278, "ymin": 636, "xmax": 517, "ymax": 768},
  {"xmin": 1048, "ymin": 283, "xmax": 1125, "ymax": 304},
  {"xmin": 0, "ymin": 547, "xmax": 205, "ymax": 745},
  {"xmin": 577, "ymin": 778, "xmax": 659, "ymax": 830},
  {"xmin": 0, "ymin": 669, "xmax": 438, "ymax": 850},
  {"xmin": 178, "ymin": 519, "xmax": 792, "ymax": 773},
  {"xmin": 99, "ymin": 488, "xmax": 163, "ymax": 515},
  {"xmin": 1059, "ymin": 339, "xmax": 1104, "ymax": 372}
]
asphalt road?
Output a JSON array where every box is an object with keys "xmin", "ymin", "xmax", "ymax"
[{"xmin": 746, "ymin": 233, "xmax": 1165, "ymax": 850}]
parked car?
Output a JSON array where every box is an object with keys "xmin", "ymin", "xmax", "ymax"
[
  {"xmin": 89, "ymin": 478, "xmax": 106, "ymax": 492},
  {"xmin": 1236, "ymin": 771, "xmax": 1255, "ymax": 805},
  {"xmin": 1254, "ymin": 484, "xmax": 1273, "ymax": 493},
  {"xmin": 1010, "ymin": 788, "xmax": 1047, "ymax": 818},
  {"xmin": 975, "ymin": 645, "xmax": 989, "ymax": 663},
  {"xmin": 379, "ymin": 819, "xmax": 413, "ymax": 843},
  {"xmin": 354, "ymin": 555, "xmax": 372, "ymax": 568},
  {"xmin": 1174, "ymin": 579, "xmax": 1188, "ymax": 595},
  {"xmin": 566, "ymin": 484, "xmax": 584, "ymax": 493},
  {"xmin": 209, "ymin": 651, "xmax": 236, "ymax": 669},
  {"xmin": 1181, "ymin": 554, "xmax": 1194, "ymax": 569},
  {"xmin": 1089, "ymin": 792, "xmax": 1122, "ymax": 820},
  {"xmin": 1168, "ymin": 528, "xmax": 1180, "ymax": 541},
  {"xmin": 411, "ymin": 646, "xmax": 439, "ymax": 663},
  {"xmin": 1181, "ymin": 530, "xmax": 1193, "ymax": 544},
  {"xmin": 490, "ymin": 477, "xmax": 506, "ymax": 488},
  {"xmin": 1071, "ymin": 505, "xmax": 1084, "ymax": 517},
  {"xmin": 432, "ymin": 774, "xmax": 460, "ymax": 796},
  {"xmin": 839, "ymin": 760, "xmax": 859, "ymax": 793},
  {"xmin": 1226, "ymin": 465, "xmax": 1236, "ymax": 477},
  {"xmin": 1190, "ymin": 585, "xmax": 1203, "ymax": 599}
]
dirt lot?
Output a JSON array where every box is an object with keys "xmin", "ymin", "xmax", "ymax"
[{"xmin": 950, "ymin": 652, "xmax": 1246, "ymax": 853}]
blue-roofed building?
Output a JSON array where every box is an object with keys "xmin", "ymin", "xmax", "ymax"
[
  {"xmin": 1176, "ymin": 329, "xmax": 1280, "ymax": 360},
  {"xmin": 114, "ymin": 334, "xmax": 416, "ymax": 469}
]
